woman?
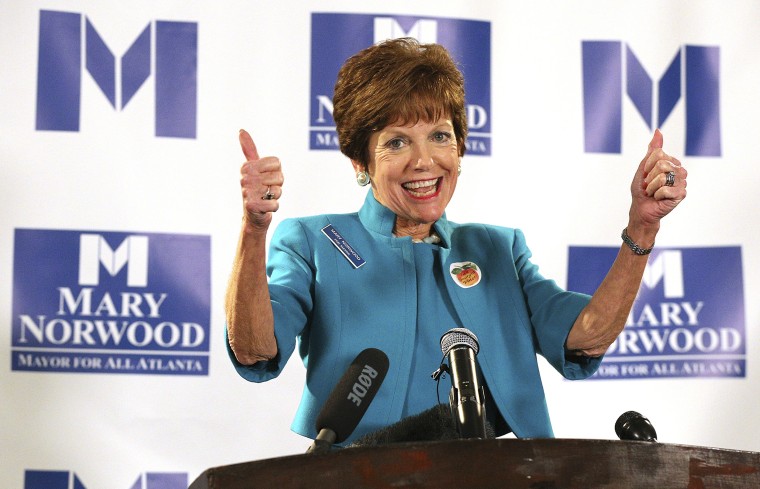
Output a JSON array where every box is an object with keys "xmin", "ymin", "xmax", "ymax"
[{"xmin": 225, "ymin": 38, "xmax": 687, "ymax": 444}]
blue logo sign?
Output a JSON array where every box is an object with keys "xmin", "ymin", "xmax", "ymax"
[
  {"xmin": 24, "ymin": 470, "xmax": 186, "ymax": 489},
  {"xmin": 35, "ymin": 10, "xmax": 197, "ymax": 138},
  {"xmin": 309, "ymin": 13, "xmax": 491, "ymax": 155},
  {"xmin": 582, "ymin": 41, "xmax": 721, "ymax": 156},
  {"xmin": 568, "ymin": 246, "xmax": 745, "ymax": 379},
  {"xmin": 11, "ymin": 229, "xmax": 211, "ymax": 375}
]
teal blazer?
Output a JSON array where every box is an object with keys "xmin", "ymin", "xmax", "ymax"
[{"xmin": 228, "ymin": 192, "xmax": 600, "ymax": 443}]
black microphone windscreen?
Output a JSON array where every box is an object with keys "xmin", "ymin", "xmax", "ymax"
[
  {"xmin": 615, "ymin": 410, "xmax": 658, "ymax": 442},
  {"xmin": 315, "ymin": 348, "xmax": 389, "ymax": 443},
  {"xmin": 350, "ymin": 404, "xmax": 496, "ymax": 447},
  {"xmin": 350, "ymin": 404, "xmax": 457, "ymax": 447}
]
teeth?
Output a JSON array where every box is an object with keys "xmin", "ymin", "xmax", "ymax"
[
  {"xmin": 403, "ymin": 178, "xmax": 438, "ymax": 190},
  {"xmin": 402, "ymin": 178, "xmax": 439, "ymax": 197}
]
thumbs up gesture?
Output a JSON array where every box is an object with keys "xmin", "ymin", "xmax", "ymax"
[
  {"xmin": 629, "ymin": 129, "xmax": 687, "ymax": 227},
  {"xmin": 238, "ymin": 129, "xmax": 284, "ymax": 230}
]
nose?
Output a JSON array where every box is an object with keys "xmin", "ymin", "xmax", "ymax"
[{"xmin": 413, "ymin": 143, "xmax": 434, "ymax": 170}]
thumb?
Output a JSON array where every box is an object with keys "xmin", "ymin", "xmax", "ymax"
[
  {"xmin": 649, "ymin": 128, "xmax": 664, "ymax": 151},
  {"xmin": 239, "ymin": 129, "xmax": 260, "ymax": 161}
]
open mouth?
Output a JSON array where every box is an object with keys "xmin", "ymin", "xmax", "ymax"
[{"xmin": 402, "ymin": 177, "xmax": 442, "ymax": 199}]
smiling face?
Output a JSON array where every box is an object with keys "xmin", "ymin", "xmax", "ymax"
[{"xmin": 352, "ymin": 116, "xmax": 460, "ymax": 240}]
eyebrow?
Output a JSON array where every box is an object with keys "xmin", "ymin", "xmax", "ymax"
[{"xmin": 384, "ymin": 120, "xmax": 453, "ymax": 133}]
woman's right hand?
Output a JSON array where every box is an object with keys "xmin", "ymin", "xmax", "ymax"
[{"xmin": 239, "ymin": 129, "xmax": 284, "ymax": 231}]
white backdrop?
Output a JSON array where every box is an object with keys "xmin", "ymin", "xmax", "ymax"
[{"xmin": 2, "ymin": 1, "xmax": 759, "ymax": 487}]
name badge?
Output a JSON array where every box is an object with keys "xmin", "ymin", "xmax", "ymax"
[{"xmin": 321, "ymin": 224, "xmax": 366, "ymax": 269}]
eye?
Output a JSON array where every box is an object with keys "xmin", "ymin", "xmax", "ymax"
[
  {"xmin": 385, "ymin": 137, "xmax": 407, "ymax": 150},
  {"xmin": 432, "ymin": 131, "xmax": 452, "ymax": 143}
]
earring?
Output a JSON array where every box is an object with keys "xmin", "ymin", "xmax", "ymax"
[
  {"xmin": 356, "ymin": 171, "xmax": 370, "ymax": 186},
  {"xmin": 457, "ymin": 164, "xmax": 462, "ymax": 176}
]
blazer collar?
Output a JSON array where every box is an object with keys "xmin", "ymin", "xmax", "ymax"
[{"xmin": 358, "ymin": 190, "xmax": 452, "ymax": 248}]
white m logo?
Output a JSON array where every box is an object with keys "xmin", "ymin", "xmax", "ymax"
[
  {"xmin": 641, "ymin": 250, "xmax": 684, "ymax": 299},
  {"xmin": 373, "ymin": 18, "xmax": 437, "ymax": 44},
  {"xmin": 78, "ymin": 234, "xmax": 148, "ymax": 287}
]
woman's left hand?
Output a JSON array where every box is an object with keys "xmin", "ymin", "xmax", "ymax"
[
  {"xmin": 629, "ymin": 129, "xmax": 688, "ymax": 229},
  {"xmin": 567, "ymin": 130, "xmax": 688, "ymax": 356}
]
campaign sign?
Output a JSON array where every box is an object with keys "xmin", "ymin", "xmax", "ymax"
[
  {"xmin": 36, "ymin": 10, "xmax": 198, "ymax": 138},
  {"xmin": 568, "ymin": 246, "xmax": 745, "ymax": 379},
  {"xmin": 310, "ymin": 13, "xmax": 491, "ymax": 155},
  {"xmin": 11, "ymin": 229, "xmax": 211, "ymax": 375},
  {"xmin": 582, "ymin": 41, "xmax": 720, "ymax": 156},
  {"xmin": 24, "ymin": 470, "xmax": 187, "ymax": 489}
]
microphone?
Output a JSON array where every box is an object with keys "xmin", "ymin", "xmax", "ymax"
[
  {"xmin": 440, "ymin": 328, "xmax": 488, "ymax": 439},
  {"xmin": 351, "ymin": 404, "xmax": 458, "ymax": 446},
  {"xmin": 615, "ymin": 411, "xmax": 658, "ymax": 442},
  {"xmin": 351, "ymin": 403, "xmax": 496, "ymax": 447},
  {"xmin": 306, "ymin": 348, "xmax": 389, "ymax": 453}
]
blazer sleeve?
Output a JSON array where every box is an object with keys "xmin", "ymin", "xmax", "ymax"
[
  {"xmin": 226, "ymin": 218, "xmax": 315, "ymax": 382},
  {"xmin": 511, "ymin": 228, "xmax": 602, "ymax": 379}
]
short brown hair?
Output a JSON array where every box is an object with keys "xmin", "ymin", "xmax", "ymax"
[{"xmin": 332, "ymin": 38, "xmax": 468, "ymax": 167}]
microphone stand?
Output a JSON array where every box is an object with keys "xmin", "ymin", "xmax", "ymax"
[{"xmin": 306, "ymin": 428, "xmax": 337, "ymax": 454}]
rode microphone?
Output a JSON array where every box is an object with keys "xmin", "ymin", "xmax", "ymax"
[
  {"xmin": 306, "ymin": 348, "xmax": 389, "ymax": 453},
  {"xmin": 615, "ymin": 411, "xmax": 658, "ymax": 442},
  {"xmin": 440, "ymin": 328, "xmax": 488, "ymax": 439}
]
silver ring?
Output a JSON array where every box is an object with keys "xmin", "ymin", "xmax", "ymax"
[
  {"xmin": 664, "ymin": 171, "xmax": 675, "ymax": 187},
  {"xmin": 262, "ymin": 186, "xmax": 275, "ymax": 200}
]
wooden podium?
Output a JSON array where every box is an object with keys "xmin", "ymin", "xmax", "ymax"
[{"xmin": 189, "ymin": 438, "xmax": 760, "ymax": 488}]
